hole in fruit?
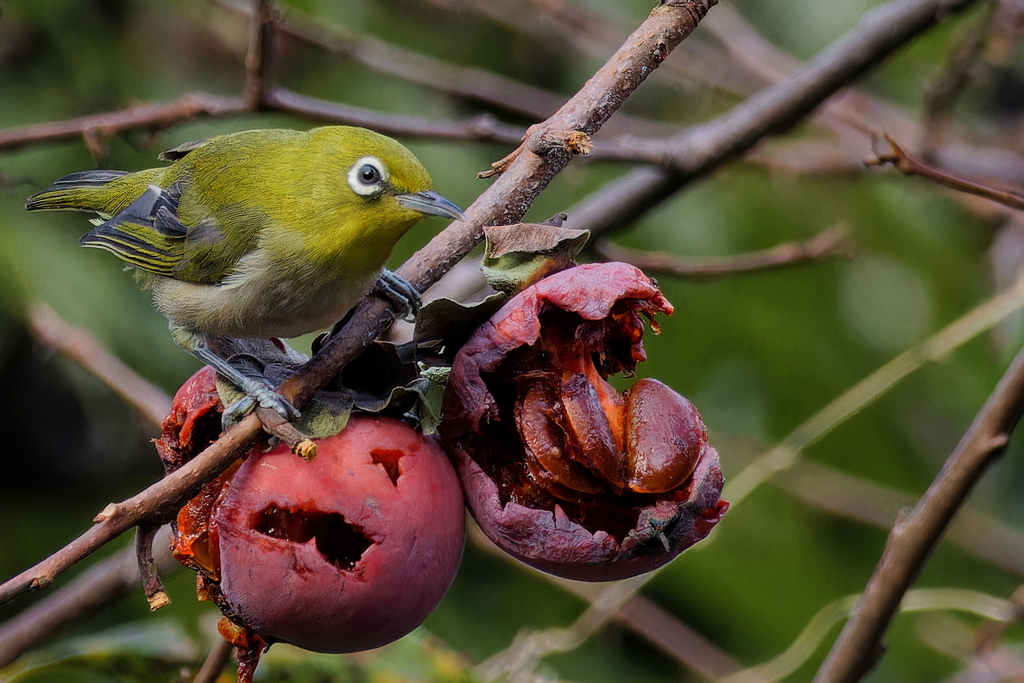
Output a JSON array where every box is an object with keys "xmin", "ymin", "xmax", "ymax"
[
  {"xmin": 251, "ymin": 505, "xmax": 372, "ymax": 570},
  {"xmin": 369, "ymin": 448, "xmax": 404, "ymax": 486}
]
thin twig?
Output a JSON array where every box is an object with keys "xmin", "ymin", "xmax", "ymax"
[
  {"xmin": 814, "ymin": 345, "xmax": 1024, "ymax": 682},
  {"xmin": 135, "ymin": 523, "xmax": 170, "ymax": 611},
  {"xmin": 27, "ymin": 303, "xmax": 171, "ymax": 430},
  {"xmin": 0, "ymin": 87, "xmax": 523, "ymax": 155},
  {"xmin": 263, "ymin": 87, "xmax": 523, "ymax": 145},
  {"xmin": 592, "ymin": 224, "xmax": 854, "ymax": 280},
  {"xmin": 869, "ymin": 134, "xmax": 1024, "ymax": 211}
]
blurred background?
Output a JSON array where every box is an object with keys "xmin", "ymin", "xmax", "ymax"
[{"xmin": 1, "ymin": 0, "xmax": 1024, "ymax": 681}]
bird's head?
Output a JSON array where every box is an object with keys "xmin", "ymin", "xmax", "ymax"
[{"xmin": 313, "ymin": 126, "xmax": 465, "ymax": 240}]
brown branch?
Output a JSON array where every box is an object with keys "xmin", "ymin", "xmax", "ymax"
[
  {"xmin": 0, "ymin": 0, "xmax": 716, "ymax": 606},
  {"xmin": 242, "ymin": 0, "xmax": 275, "ymax": 109},
  {"xmin": 0, "ymin": 88, "xmax": 524, "ymax": 155},
  {"xmin": 563, "ymin": 0, "xmax": 983, "ymax": 238},
  {"xmin": 263, "ymin": 87, "xmax": 523, "ymax": 145},
  {"xmin": 813, "ymin": 343, "xmax": 1024, "ymax": 683},
  {"xmin": 592, "ymin": 224, "xmax": 854, "ymax": 280},
  {"xmin": 27, "ymin": 303, "xmax": 171, "ymax": 430},
  {"xmin": 192, "ymin": 637, "xmax": 235, "ymax": 683},
  {"xmin": 0, "ymin": 527, "xmax": 178, "ymax": 668},
  {"xmin": 0, "ymin": 419, "xmax": 257, "ymax": 605},
  {"xmin": 869, "ymin": 134, "xmax": 1024, "ymax": 211},
  {"xmin": 217, "ymin": 0, "xmax": 567, "ymax": 122},
  {"xmin": 0, "ymin": 93, "xmax": 247, "ymax": 153}
]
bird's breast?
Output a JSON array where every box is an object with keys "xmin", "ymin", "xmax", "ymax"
[{"xmin": 151, "ymin": 247, "xmax": 380, "ymax": 339}]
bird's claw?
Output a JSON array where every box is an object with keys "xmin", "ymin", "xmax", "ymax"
[
  {"xmin": 221, "ymin": 385, "xmax": 300, "ymax": 430},
  {"xmin": 375, "ymin": 269, "xmax": 421, "ymax": 322}
]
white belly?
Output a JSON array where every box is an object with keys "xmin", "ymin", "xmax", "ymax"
[{"xmin": 151, "ymin": 249, "xmax": 379, "ymax": 339}]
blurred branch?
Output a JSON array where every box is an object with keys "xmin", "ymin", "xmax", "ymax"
[
  {"xmin": 192, "ymin": 637, "xmax": 235, "ymax": 683},
  {"xmin": 920, "ymin": 4, "xmax": 997, "ymax": 156},
  {"xmin": 27, "ymin": 303, "xmax": 171, "ymax": 430},
  {"xmin": 726, "ymin": 273, "xmax": 1024, "ymax": 508},
  {"xmin": 467, "ymin": 522, "xmax": 741, "ymax": 680},
  {"xmin": 217, "ymin": 0, "xmax": 566, "ymax": 121},
  {"xmin": 242, "ymin": 0, "xmax": 275, "ymax": 110},
  {"xmin": 814, "ymin": 345, "xmax": 1024, "ymax": 682},
  {"xmin": 0, "ymin": 527, "xmax": 178, "ymax": 669},
  {"xmin": 0, "ymin": 94, "xmax": 247, "ymax": 153},
  {"xmin": 592, "ymin": 224, "xmax": 854, "ymax": 280},
  {"xmin": 410, "ymin": 0, "xmax": 762, "ymax": 99},
  {"xmin": 584, "ymin": 0, "xmax": 983, "ymax": 168},
  {"xmin": 776, "ymin": 460, "xmax": 1024, "ymax": 578},
  {"xmin": 724, "ymin": 589, "xmax": 1018, "ymax": 683},
  {"xmin": 0, "ymin": 87, "xmax": 524, "ymax": 155},
  {"xmin": 563, "ymin": 0, "xmax": 983, "ymax": 239},
  {"xmin": 0, "ymin": 0, "xmax": 716, "ymax": 606}
]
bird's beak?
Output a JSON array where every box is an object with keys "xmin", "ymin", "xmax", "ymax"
[{"xmin": 397, "ymin": 190, "xmax": 467, "ymax": 221}]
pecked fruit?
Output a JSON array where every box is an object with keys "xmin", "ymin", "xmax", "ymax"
[
  {"xmin": 211, "ymin": 415, "xmax": 466, "ymax": 653},
  {"xmin": 158, "ymin": 371, "xmax": 465, "ymax": 661},
  {"xmin": 440, "ymin": 262, "xmax": 727, "ymax": 581}
]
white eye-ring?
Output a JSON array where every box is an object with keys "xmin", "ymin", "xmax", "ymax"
[{"xmin": 347, "ymin": 156, "xmax": 388, "ymax": 196}]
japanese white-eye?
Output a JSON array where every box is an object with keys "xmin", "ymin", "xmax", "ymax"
[{"xmin": 27, "ymin": 126, "xmax": 465, "ymax": 421}]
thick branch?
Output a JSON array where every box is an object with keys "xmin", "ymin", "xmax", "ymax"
[{"xmin": 813, "ymin": 344, "xmax": 1024, "ymax": 683}]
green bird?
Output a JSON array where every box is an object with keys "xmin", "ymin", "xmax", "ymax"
[{"xmin": 26, "ymin": 126, "xmax": 466, "ymax": 422}]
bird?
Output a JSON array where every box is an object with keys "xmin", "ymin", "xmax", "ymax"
[{"xmin": 26, "ymin": 125, "xmax": 466, "ymax": 423}]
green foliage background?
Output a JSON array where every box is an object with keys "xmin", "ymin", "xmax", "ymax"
[{"xmin": 0, "ymin": 1, "xmax": 1021, "ymax": 681}]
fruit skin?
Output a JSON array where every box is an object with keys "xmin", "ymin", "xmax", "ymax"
[
  {"xmin": 212, "ymin": 414, "xmax": 465, "ymax": 653},
  {"xmin": 440, "ymin": 262, "xmax": 727, "ymax": 581},
  {"xmin": 452, "ymin": 443, "xmax": 726, "ymax": 581}
]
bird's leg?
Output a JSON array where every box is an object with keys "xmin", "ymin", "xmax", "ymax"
[
  {"xmin": 374, "ymin": 269, "xmax": 421, "ymax": 322},
  {"xmin": 171, "ymin": 326, "xmax": 300, "ymax": 428},
  {"xmin": 313, "ymin": 270, "xmax": 421, "ymax": 355}
]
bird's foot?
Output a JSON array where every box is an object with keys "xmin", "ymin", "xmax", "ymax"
[
  {"xmin": 220, "ymin": 382, "xmax": 300, "ymax": 430},
  {"xmin": 187, "ymin": 341, "xmax": 300, "ymax": 429},
  {"xmin": 374, "ymin": 269, "xmax": 421, "ymax": 322}
]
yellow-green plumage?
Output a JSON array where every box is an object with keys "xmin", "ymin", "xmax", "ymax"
[{"xmin": 26, "ymin": 126, "xmax": 461, "ymax": 340}]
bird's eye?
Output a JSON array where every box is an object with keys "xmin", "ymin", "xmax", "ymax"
[{"xmin": 347, "ymin": 156, "xmax": 387, "ymax": 196}]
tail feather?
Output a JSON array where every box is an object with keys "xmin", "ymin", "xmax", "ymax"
[{"xmin": 26, "ymin": 170, "xmax": 130, "ymax": 213}]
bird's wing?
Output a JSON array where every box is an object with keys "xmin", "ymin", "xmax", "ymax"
[
  {"xmin": 158, "ymin": 137, "xmax": 212, "ymax": 162},
  {"xmin": 79, "ymin": 184, "xmax": 188, "ymax": 276}
]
